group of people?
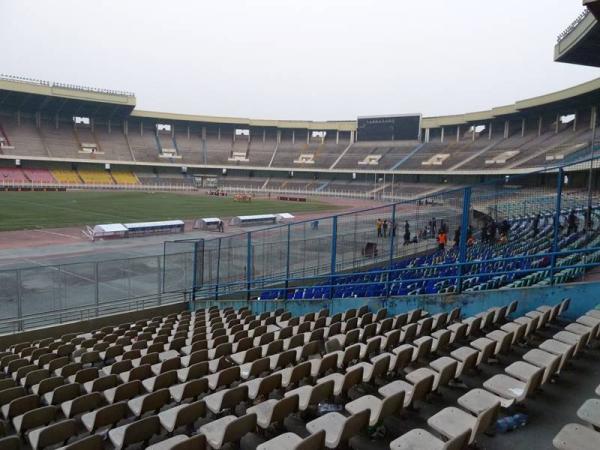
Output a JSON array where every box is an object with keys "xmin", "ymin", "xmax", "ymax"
[
  {"xmin": 480, "ymin": 218, "xmax": 511, "ymax": 244},
  {"xmin": 375, "ymin": 218, "xmax": 415, "ymax": 245}
]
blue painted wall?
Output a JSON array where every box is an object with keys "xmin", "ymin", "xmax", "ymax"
[{"xmin": 193, "ymin": 281, "xmax": 600, "ymax": 319}]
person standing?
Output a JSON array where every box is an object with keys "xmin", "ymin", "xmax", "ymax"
[
  {"xmin": 437, "ymin": 229, "xmax": 447, "ymax": 251},
  {"xmin": 376, "ymin": 219, "xmax": 382, "ymax": 238},
  {"xmin": 532, "ymin": 214, "xmax": 540, "ymax": 236},
  {"xmin": 567, "ymin": 210, "xmax": 578, "ymax": 235},
  {"xmin": 454, "ymin": 226, "xmax": 461, "ymax": 247},
  {"xmin": 392, "ymin": 221, "xmax": 397, "ymax": 237},
  {"xmin": 383, "ymin": 219, "xmax": 388, "ymax": 238}
]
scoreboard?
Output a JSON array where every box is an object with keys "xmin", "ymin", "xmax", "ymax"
[{"xmin": 357, "ymin": 114, "xmax": 422, "ymax": 141}]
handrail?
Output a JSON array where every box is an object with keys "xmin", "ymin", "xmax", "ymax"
[
  {"xmin": 557, "ymin": 9, "xmax": 591, "ymax": 42},
  {"xmin": 0, "ymin": 74, "xmax": 134, "ymax": 97}
]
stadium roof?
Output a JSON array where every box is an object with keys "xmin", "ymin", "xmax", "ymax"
[
  {"xmin": 1, "ymin": 74, "xmax": 600, "ymax": 131},
  {"xmin": 554, "ymin": 7, "xmax": 600, "ymax": 67},
  {"xmin": 0, "ymin": 74, "xmax": 136, "ymax": 118}
]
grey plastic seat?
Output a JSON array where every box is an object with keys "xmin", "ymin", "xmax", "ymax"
[
  {"xmin": 247, "ymin": 394, "xmax": 299, "ymax": 429},
  {"xmin": 199, "ymin": 413, "xmax": 257, "ymax": 450},
  {"xmin": 256, "ymin": 430, "xmax": 326, "ymax": 450},
  {"xmin": 285, "ymin": 380, "xmax": 334, "ymax": 411},
  {"xmin": 108, "ymin": 414, "xmax": 162, "ymax": 450},
  {"xmin": 146, "ymin": 434, "xmax": 207, "ymax": 450},
  {"xmin": 28, "ymin": 418, "xmax": 77, "ymax": 450},
  {"xmin": 553, "ymin": 423, "xmax": 600, "ymax": 450},
  {"xmin": 81, "ymin": 401, "xmax": 128, "ymax": 433},
  {"xmin": 204, "ymin": 385, "xmax": 248, "ymax": 415},
  {"xmin": 306, "ymin": 409, "xmax": 370, "ymax": 449},
  {"xmin": 158, "ymin": 400, "xmax": 206, "ymax": 433},
  {"xmin": 428, "ymin": 402, "xmax": 499, "ymax": 445},
  {"xmin": 345, "ymin": 391, "xmax": 404, "ymax": 426},
  {"xmin": 55, "ymin": 434, "xmax": 104, "ymax": 450},
  {"xmin": 390, "ymin": 428, "xmax": 470, "ymax": 450}
]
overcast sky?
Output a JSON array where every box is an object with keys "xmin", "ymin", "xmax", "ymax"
[{"xmin": 1, "ymin": 0, "xmax": 598, "ymax": 121}]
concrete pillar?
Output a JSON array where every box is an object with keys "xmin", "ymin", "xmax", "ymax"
[
  {"xmin": 573, "ymin": 112, "xmax": 577, "ymax": 132},
  {"xmin": 472, "ymin": 126, "xmax": 476, "ymax": 141},
  {"xmin": 292, "ymin": 130, "xmax": 295, "ymax": 145},
  {"xmin": 217, "ymin": 127, "xmax": 221, "ymax": 141},
  {"xmin": 108, "ymin": 119, "xmax": 111, "ymax": 134},
  {"xmin": 336, "ymin": 130, "xmax": 339, "ymax": 144},
  {"xmin": 350, "ymin": 130, "xmax": 355, "ymax": 143},
  {"xmin": 16, "ymin": 111, "xmax": 21, "ymax": 127},
  {"xmin": 521, "ymin": 118, "xmax": 526, "ymax": 137},
  {"xmin": 187, "ymin": 126, "xmax": 190, "ymax": 140},
  {"xmin": 503, "ymin": 120, "xmax": 509, "ymax": 139},
  {"xmin": 456, "ymin": 125, "xmax": 460, "ymax": 143},
  {"xmin": 201, "ymin": 126, "xmax": 206, "ymax": 141},
  {"xmin": 441, "ymin": 127, "xmax": 445, "ymax": 143},
  {"xmin": 171, "ymin": 124, "xmax": 175, "ymax": 139},
  {"xmin": 424, "ymin": 128, "xmax": 430, "ymax": 143},
  {"xmin": 55, "ymin": 113, "xmax": 59, "ymax": 129},
  {"xmin": 555, "ymin": 113, "xmax": 560, "ymax": 134},
  {"xmin": 140, "ymin": 121, "xmax": 143, "ymax": 136},
  {"xmin": 538, "ymin": 116, "xmax": 543, "ymax": 137},
  {"xmin": 262, "ymin": 129, "xmax": 266, "ymax": 144},
  {"xmin": 591, "ymin": 106, "xmax": 598, "ymax": 131},
  {"xmin": 488, "ymin": 122, "xmax": 492, "ymax": 140},
  {"xmin": 307, "ymin": 131, "xmax": 310, "ymax": 144},
  {"xmin": 277, "ymin": 129, "xmax": 281, "ymax": 144},
  {"xmin": 123, "ymin": 120, "xmax": 128, "ymax": 136}
]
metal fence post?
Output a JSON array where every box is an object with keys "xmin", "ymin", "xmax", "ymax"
[
  {"xmin": 156, "ymin": 256, "xmax": 162, "ymax": 305},
  {"xmin": 16, "ymin": 269, "xmax": 23, "ymax": 332},
  {"xmin": 551, "ymin": 168, "xmax": 564, "ymax": 284},
  {"xmin": 457, "ymin": 187, "xmax": 471, "ymax": 294},
  {"xmin": 285, "ymin": 224, "xmax": 291, "ymax": 293},
  {"xmin": 215, "ymin": 238, "xmax": 222, "ymax": 301},
  {"xmin": 329, "ymin": 216, "xmax": 338, "ymax": 299},
  {"xmin": 386, "ymin": 204, "xmax": 397, "ymax": 298},
  {"xmin": 94, "ymin": 262, "xmax": 100, "ymax": 317},
  {"xmin": 246, "ymin": 232, "xmax": 252, "ymax": 301}
]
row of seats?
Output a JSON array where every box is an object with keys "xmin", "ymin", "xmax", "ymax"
[{"xmin": 0, "ymin": 298, "xmax": 590, "ymax": 450}]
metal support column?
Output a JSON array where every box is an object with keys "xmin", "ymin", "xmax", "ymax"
[
  {"xmin": 215, "ymin": 238, "xmax": 222, "ymax": 301},
  {"xmin": 386, "ymin": 204, "xmax": 397, "ymax": 298},
  {"xmin": 456, "ymin": 187, "xmax": 471, "ymax": 293},
  {"xmin": 246, "ymin": 233, "xmax": 252, "ymax": 301},
  {"xmin": 285, "ymin": 224, "xmax": 291, "ymax": 293},
  {"xmin": 550, "ymin": 169, "xmax": 564, "ymax": 284},
  {"xmin": 329, "ymin": 217, "xmax": 338, "ymax": 299}
]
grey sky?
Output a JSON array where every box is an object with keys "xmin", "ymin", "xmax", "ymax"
[{"xmin": 1, "ymin": 0, "xmax": 598, "ymax": 121}]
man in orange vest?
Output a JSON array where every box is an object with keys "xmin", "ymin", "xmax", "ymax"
[{"xmin": 437, "ymin": 230, "xmax": 447, "ymax": 251}]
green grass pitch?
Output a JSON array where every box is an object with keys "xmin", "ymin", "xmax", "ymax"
[{"xmin": 0, "ymin": 191, "xmax": 338, "ymax": 231}]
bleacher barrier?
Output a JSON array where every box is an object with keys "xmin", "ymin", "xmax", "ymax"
[
  {"xmin": 2, "ymin": 156, "xmax": 600, "ymax": 334},
  {"xmin": 165, "ymin": 156, "xmax": 600, "ymax": 304}
]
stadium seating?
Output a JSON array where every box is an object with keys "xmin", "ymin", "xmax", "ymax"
[
  {"xmin": 111, "ymin": 171, "xmax": 139, "ymax": 185},
  {"xmin": 258, "ymin": 207, "xmax": 600, "ymax": 301},
  {"xmin": 0, "ymin": 295, "xmax": 595, "ymax": 450},
  {"xmin": 51, "ymin": 169, "xmax": 82, "ymax": 184},
  {"xmin": 21, "ymin": 168, "xmax": 56, "ymax": 183},
  {"xmin": 0, "ymin": 168, "xmax": 28, "ymax": 183},
  {"xmin": 77, "ymin": 169, "xmax": 115, "ymax": 184}
]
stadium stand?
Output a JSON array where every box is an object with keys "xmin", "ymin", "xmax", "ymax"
[
  {"xmin": 51, "ymin": 169, "xmax": 82, "ymax": 184},
  {"xmin": 21, "ymin": 168, "xmax": 56, "ymax": 183},
  {"xmin": 77, "ymin": 168, "xmax": 115, "ymax": 185},
  {"xmin": 110, "ymin": 171, "xmax": 139, "ymax": 185},
  {"xmin": 258, "ymin": 207, "xmax": 600, "ymax": 301},
  {"xmin": 0, "ymin": 115, "xmax": 48, "ymax": 157},
  {"xmin": 0, "ymin": 168, "xmax": 28, "ymax": 183},
  {"xmin": 0, "ymin": 296, "xmax": 597, "ymax": 450},
  {"xmin": 92, "ymin": 123, "xmax": 135, "ymax": 162}
]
